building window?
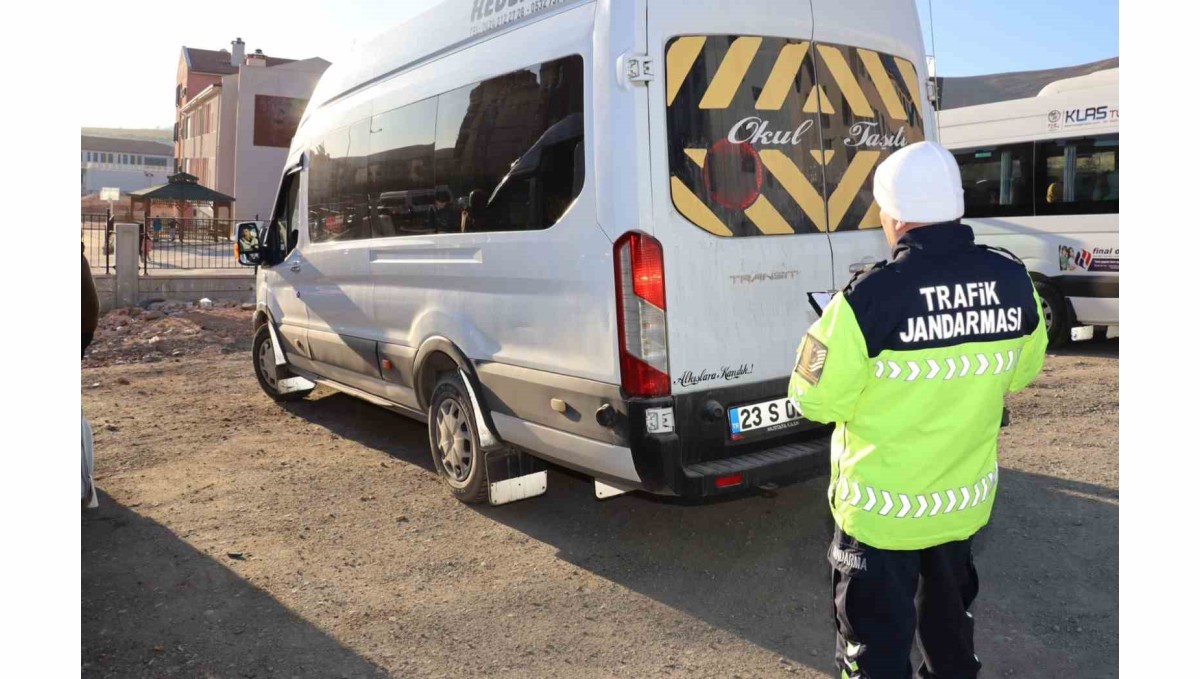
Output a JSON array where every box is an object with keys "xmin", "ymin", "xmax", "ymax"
[{"xmin": 254, "ymin": 95, "xmax": 308, "ymax": 148}]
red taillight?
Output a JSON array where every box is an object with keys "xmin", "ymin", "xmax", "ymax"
[
  {"xmin": 629, "ymin": 235, "xmax": 666, "ymax": 310},
  {"xmin": 615, "ymin": 232, "xmax": 670, "ymax": 398},
  {"xmin": 716, "ymin": 473, "xmax": 744, "ymax": 489}
]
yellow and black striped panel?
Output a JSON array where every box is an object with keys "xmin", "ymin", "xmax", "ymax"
[
  {"xmin": 666, "ymin": 35, "xmax": 826, "ymax": 238},
  {"xmin": 813, "ymin": 44, "xmax": 926, "ymax": 231},
  {"xmin": 664, "ymin": 35, "xmax": 925, "ymax": 238}
]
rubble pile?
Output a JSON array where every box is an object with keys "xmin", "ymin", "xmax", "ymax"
[{"xmin": 84, "ymin": 299, "xmax": 255, "ymax": 368}]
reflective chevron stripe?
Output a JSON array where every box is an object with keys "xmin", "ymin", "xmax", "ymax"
[
  {"xmin": 875, "ymin": 351, "xmax": 1019, "ymax": 381},
  {"xmin": 838, "ymin": 465, "xmax": 998, "ymax": 519}
]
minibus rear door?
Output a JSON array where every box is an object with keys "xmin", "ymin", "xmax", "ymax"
[{"xmin": 645, "ymin": 1, "xmax": 836, "ymax": 398}]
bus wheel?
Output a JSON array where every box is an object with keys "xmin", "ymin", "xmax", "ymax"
[
  {"xmin": 1034, "ymin": 280, "xmax": 1073, "ymax": 349},
  {"xmin": 252, "ymin": 324, "xmax": 313, "ymax": 402},
  {"xmin": 428, "ymin": 373, "xmax": 488, "ymax": 504}
]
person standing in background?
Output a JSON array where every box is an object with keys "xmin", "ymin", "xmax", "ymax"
[
  {"xmin": 82, "ymin": 243, "xmax": 100, "ymax": 508},
  {"xmin": 82, "ymin": 243, "xmax": 99, "ymax": 357}
]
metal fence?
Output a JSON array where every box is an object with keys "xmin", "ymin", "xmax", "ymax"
[
  {"xmin": 139, "ymin": 217, "xmax": 241, "ymax": 272},
  {"xmin": 81, "ymin": 213, "xmax": 113, "ymax": 274}
]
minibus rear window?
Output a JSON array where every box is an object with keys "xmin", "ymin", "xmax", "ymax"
[{"xmin": 664, "ymin": 36, "xmax": 925, "ymax": 237}]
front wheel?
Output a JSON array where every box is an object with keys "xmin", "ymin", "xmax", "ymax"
[
  {"xmin": 1034, "ymin": 280, "xmax": 1073, "ymax": 349},
  {"xmin": 252, "ymin": 324, "xmax": 313, "ymax": 402},
  {"xmin": 428, "ymin": 373, "xmax": 488, "ymax": 504}
]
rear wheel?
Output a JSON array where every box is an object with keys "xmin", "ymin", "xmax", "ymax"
[
  {"xmin": 1034, "ymin": 280, "xmax": 1073, "ymax": 348},
  {"xmin": 428, "ymin": 373, "xmax": 488, "ymax": 504},
  {"xmin": 252, "ymin": 324, "xmax": 313, "ymax": 402}
]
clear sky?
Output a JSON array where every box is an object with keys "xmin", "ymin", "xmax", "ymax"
[
  {"xmin": 916, "ymin": 0, "xmax": 1118, "ymax": 77},
  {"xmin": 82, "ymin": 0, "xmax": 1118, "ymax": 130}
]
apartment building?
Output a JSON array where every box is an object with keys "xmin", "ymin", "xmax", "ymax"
[{"xmin": 175, "ymin": 39, "xmax": 329, "ymax": 219}]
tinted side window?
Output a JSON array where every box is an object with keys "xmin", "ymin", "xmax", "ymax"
[
  {"xmin": 305, "ymin": 55, "xmax": 584, "ymax": 240},
  {"xmin": 282, "ymin": 173, "xmax": 300, "ymax": 256},
  {"xmin": 1036, "ymin": 134, "xmax": 1118, "ymax": 216},
  {"xmin": 955, "ymin": 144, "xmax": 1034, "ymax": 218},
  {"xmin": 265, "ymin": 171, "xmax": 300, "ymax": 261},
  {"xmin": 436, "ymin": 55, "xmax": 585, "ymax": 233},
  {"xmin": 308, "ymin": 127, "xmax": 349, "ymax": 243},
  {"xmin": 370, "ymin": 97, "xmax": 438, "ymax": 236},
  {"xmin": 332, "ymin": 119, "xmax": 374, "ymax": 242}
]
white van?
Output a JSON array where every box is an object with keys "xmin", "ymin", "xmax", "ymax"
[
  {"xmin": 939, "ymin": 69, "xmax": 1119, "ymax": 346},
  {"xmin": 240, "ymin": 0, "xmax": 935, "ymax": 504}
]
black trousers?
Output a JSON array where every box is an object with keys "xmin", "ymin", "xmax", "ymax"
[{"xmin": 829, "ymin": 527, "xmax": 982, "ymax": 679}]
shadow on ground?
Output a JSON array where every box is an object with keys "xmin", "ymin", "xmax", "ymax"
[
  {"xmin": 82, "ymin": 491, "xmax": 387, "ymax": 679},
  {"xmin": 281, "ymin": 388, "xmax": 1117, "ymax": 678},
  {"xmin": 1049, "ymin": 337, "xmax": 1118, "ymax": 359}
]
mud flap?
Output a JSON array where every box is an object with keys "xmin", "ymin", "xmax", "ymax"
[
  {"xmin": 595, "ymin": 479, "xmax": 636, "ymax": 499},
  {"xmin": 265, "ymin": 321, "xmax": 315, "ymax": 394},
  {"xmin": 486, "ymin": 448, "xmax": 548, "ymax": 506}
]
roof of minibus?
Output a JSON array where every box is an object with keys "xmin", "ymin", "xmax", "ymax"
[
  {"xmin": 305, "ymin": 0, "xmax": 596, "ymax": 115},
  {"xmin": 939, "ymin": 68, "xmax": 1118, "ymax": 148}
]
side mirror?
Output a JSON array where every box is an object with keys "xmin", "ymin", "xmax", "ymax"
[{"xmin": 235, "ymin": 222, "xmax": 263, "ymax": 266}]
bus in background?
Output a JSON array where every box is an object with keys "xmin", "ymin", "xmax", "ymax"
[{"xmin": 939, "ymin": 68, "xmax": 1118, "ymax": 347}]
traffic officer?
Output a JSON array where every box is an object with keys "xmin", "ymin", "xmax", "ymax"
[{"xmin": 788, "ymin": 141, "xmax": 1048, "ymax": 679}]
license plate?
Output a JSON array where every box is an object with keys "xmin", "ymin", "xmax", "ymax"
[{"xmin": 728, "ymin": 397, "xmax": 803, "ymax": 439}]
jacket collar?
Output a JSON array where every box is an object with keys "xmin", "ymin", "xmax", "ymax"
[{"xmin": 892, "ymin": 221, "xmax": 975, "ymax": 259}]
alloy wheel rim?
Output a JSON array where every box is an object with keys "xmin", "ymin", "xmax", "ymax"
[
  {"xmin": 258, "ymin": 337, "xmax": 277, "ymax": 390},
  {"xmin": 436, "ymin": 399, "xmax": 473, "ymax": 488}
]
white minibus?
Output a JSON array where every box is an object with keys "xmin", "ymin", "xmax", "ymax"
[{"xmin": 240, "ymin": 0, "xmax": 935, "ymax": 504}]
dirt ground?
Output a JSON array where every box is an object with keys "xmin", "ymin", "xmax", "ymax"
[{"xmin": 81, "ymin": 310, "xmax": 1118, "ymax": 678}]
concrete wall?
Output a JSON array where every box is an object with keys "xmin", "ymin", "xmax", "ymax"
[
  {"xmin": 138, "ymin": 274, "xmax": 255, "ymax": 306},
  {"xmin": 93, "ymin": 225, "xmax": 255, "ymax": 313},
  {"xmin": 93, "ymin": 273, "xmax": 255, "ymax": 313}
]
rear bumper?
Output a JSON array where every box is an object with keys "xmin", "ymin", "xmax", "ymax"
[{"xmin": 623, "ymin": 379, "xmax": 831, "ymax": 498}]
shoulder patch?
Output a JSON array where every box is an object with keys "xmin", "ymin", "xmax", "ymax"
[{"xmin": 794, "ymin": 333, "xmax": 829, "ymax": 386}]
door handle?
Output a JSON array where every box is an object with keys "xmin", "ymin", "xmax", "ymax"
[{"xmin": 290, "ymin": 262, "xmax": 302, "ymax": 272}]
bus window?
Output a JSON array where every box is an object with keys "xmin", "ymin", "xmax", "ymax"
[
  {"xmin": 955, "ymin": 143, "xmax": 1033, "ymax": 218},
  {"xmin": 1036, "ymin": 134, "xmax": 1118, "ymax": 216}
]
